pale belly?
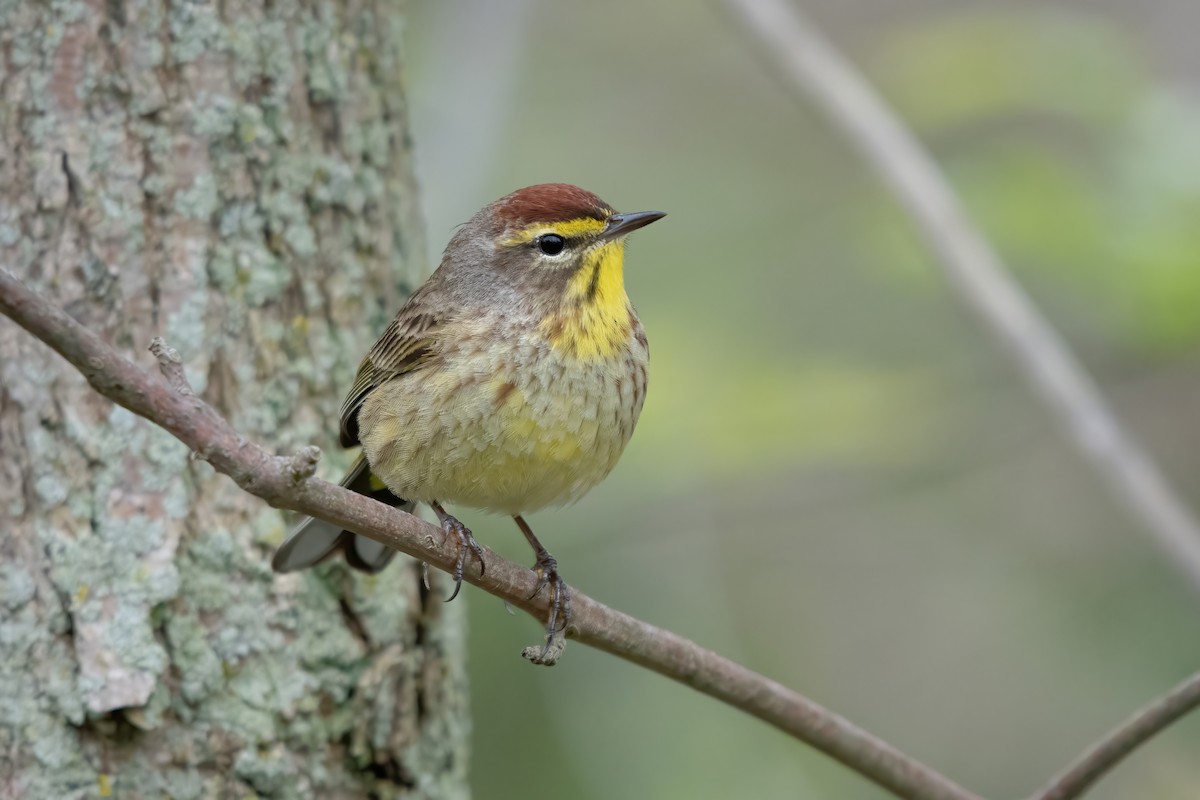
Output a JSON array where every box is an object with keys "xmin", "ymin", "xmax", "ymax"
[{"xmin": 358, "ymin": 334, "xmax": 648, "ymax": 515}]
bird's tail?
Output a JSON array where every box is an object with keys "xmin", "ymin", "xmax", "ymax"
[{"xmin": 271, "ymin": 454, "xmax": 410, "ymax": 573}]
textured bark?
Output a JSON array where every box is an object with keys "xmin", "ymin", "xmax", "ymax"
[{"xmin": 0, "ymin": 1, "xmax": 469, "ymax": 798}]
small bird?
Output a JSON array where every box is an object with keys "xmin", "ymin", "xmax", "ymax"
[{"xmin": 273, "ymin": 183, "xmax": 664, "ymax": 647}]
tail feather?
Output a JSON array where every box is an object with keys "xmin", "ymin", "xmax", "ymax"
[{"xmin": 271, "ymin": 455, "xmax": 410, "ymax": 574}]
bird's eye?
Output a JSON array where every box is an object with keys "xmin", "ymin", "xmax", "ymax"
[{"xmin": 537, "ymin": 234, "xmax": 566, "ymax": 256}]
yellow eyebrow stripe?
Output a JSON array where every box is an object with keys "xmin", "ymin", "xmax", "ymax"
[{"xmin": 501, "ymin": 216, "xmax": 608, "ymax": 245}]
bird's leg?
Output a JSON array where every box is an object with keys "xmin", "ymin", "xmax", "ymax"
[
  {"xmin": 430, "ymin": 501, "xmax": 485, "ymax": 602},
  {"xmin": 514, "ymin": 515, "xmax": 570, "ymax": 651}
]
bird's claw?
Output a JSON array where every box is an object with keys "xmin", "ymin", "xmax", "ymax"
[
  {"xmin": 528, "ymin": 551, "xmax": 570, "ymax": 660},
  {"xmin": 527, "ymin": 551, "xmax": 557, "ymax": 601},
  {"xmin": 440, "ymin": 514, "xmax": 485, "ymax": 603}
]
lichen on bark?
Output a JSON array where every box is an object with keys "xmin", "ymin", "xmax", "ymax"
[{"xmin": 0, "ymin": 1, "xmax": 467, "ymax": 797}]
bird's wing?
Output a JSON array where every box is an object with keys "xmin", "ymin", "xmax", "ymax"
[{"xmin": 338, "ymin": 288, "xmax": 444, "ymax": 447}]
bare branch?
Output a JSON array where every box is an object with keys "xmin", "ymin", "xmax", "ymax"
[
  {"xmin": 0, "ymin": 268, "xmax": 984, "ymax": 799},
  {"xmin": 521, "ymin": 629, "xmax": 566, "ymax": 666},
  {"xmin": 1031, "ymin": 670, "xmax": 1200, "ymax": 800},
  {"xmin": 720, "ymin": 0, "xmax": 1200, "ymax": 593}
]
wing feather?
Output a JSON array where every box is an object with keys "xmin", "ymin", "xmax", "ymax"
[{"xmin": 338, "ymin": 290, "xmax": 443, "ymax": 447}]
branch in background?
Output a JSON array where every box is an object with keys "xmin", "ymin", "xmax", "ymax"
[
  {"xmin": 1031, "ymin": 670, "xmax": 1200, "ymax": 800},
  {"xmin": 720, "ymin": 0, "xmax": 1200, "ymax": 593},
  {"xmin": 0, "ymin": 267, "xmax": 984, "ymax": 799}
]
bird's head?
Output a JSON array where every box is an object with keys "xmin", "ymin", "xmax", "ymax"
[{"xmin": 440, "ymin": 184, "xmax": 665, "ymax": 330}]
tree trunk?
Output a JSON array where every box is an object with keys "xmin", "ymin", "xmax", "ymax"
[{"xmin": 0, "ymin": 2, "xmax": 469, "ymax": 798}]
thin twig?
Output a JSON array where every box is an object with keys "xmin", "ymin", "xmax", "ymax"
[
  {"xmin": 149, "ymin": 336, "xmax": 193, "ymax": 396},
  {"xmin": 1031, "ymin": 670, "xmax": 1200, "ymax": 800},
  {"xmin": 0, "ymin": 267, "xmax": 983, "ymax": 800},
  {"xmin": 287, "ymin": 445, "xmax": 322, "ymax": 482},
  {"xmin": 720, "ymin": 0, "xmax": 1200, "ymax": 593}
]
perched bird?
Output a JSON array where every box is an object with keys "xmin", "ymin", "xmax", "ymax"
[{"xmin": 273, "ymin": 183, "xmax": 664, "ymax": 646}]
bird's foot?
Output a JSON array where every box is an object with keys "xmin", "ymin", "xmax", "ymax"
[
  {"xmin": 432, "ymin": 505, "xmax": 485, "ymax": 602},
  {"xmin": 524, "ymin": 550, "xmax": 570, "ymax": 664}
]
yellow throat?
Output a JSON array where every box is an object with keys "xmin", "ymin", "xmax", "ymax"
[{"xmin": 541, "ymin": 235, "xmax": 632, "ymax": 360}]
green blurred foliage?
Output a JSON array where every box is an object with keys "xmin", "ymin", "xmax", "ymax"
[
  {"xmin": 639, "ymin": 322, "xmax": 936, "ymax": 478},
  {"xmin": 871, "ymin": 10, "xmax": 1200, "ymax": 352}
]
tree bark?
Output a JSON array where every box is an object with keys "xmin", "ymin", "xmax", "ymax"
[{"xmin": 0, "ymin": 1, "xmax": 469, "ymax": 798}]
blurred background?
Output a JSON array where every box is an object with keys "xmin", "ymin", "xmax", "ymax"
[{"xmin": 403, "ymin": 1, "xmax": 1200, "ymax": 797}]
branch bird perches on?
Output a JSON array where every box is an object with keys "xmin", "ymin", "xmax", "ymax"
[
  {"xmin": 4, "ymin": 265, "xmax": 1200, "ymax": 799},
  {"xmin": 0, "ymin": 266, "xmax": 979, "ymax": 800}
]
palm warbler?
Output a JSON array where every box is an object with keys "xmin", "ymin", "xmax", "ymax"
[{"xmin": 273, "ymin": 184, "xmax": 664, "ymax": 644}]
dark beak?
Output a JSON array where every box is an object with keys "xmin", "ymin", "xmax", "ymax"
[{"xmin": 601, "ymin": 210, "xmax": 667, "ymax": 241}]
